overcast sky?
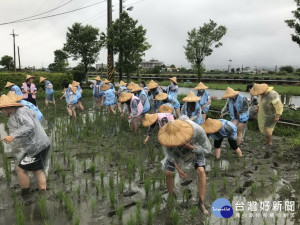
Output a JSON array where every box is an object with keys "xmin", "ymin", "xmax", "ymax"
[{"xmin": 0, "ymin": 0, "xmax": 299, "ymax": 70}]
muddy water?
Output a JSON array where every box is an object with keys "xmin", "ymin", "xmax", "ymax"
[{"xmin": 0, "ymin": 99, "xmax": 299, "ymax": 225}]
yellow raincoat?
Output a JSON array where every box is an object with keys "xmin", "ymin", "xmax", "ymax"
[{"xmin": 257, "ymin": 87, "xmax": 283, "ymax": 135}]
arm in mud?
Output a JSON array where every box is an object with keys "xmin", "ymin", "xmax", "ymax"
[
  {"xmin": 130, "ymin": 100, "xmax": 138, "ymax": 117},
  {"xmin": 146, "ymin": 122, "xmax": 157, "ymax": 136},
  {"xmin": 191, "ymin": 126, "xmax": 212, "ymax": 155},
  {"xmin": 239, "ymin": 97, "xmax": 249, "ymax": 113},
  {"xmin": 221, "ymin": 100, "xmax": 229, "ymax": 116},
  {"xmin": 174, "ymin": 162, "xmax": 187, "ymax": 179},
  {"xmin": 10, "ymin": 112, "xmax": 35, "ymax": 139}
]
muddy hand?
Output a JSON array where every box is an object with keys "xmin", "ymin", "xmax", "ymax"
[{"xmin": 1, "ymin": 136, "xmax": 14, "ymax": 144}]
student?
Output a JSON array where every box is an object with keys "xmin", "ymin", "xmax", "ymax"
[
  {"xmin": 147, "ymin": 80, "xmax": 162, "ymax": 113},
  {"xmin": 131, "ymin": 84, "xmax": 150, "ymax": 115},
  {"xmin": 181, "ymin": 91, "xmax": 203, "ymax": 125},
  {"xmin": 91, "ymin": 76, "xmax": 104, "ymax": 108},
  {"xmin": 118, "ymin": 92, "xmax": 143, "ymax": 134},
  {"xmin": 155, "ymin": 92, "xmax": 180, "ymax": 118},
  {"xmin": 7, "ymin": 92, "xmax": 43, "ymax": 122},
  {"xmin": 5, "ymin": 82, "xmax": 22, "ymax": 96},
  {"xmin": 117, "ymin": 80, "xmax": 127, "ymax": 113},
  {"xmin": 66, "ymin": 85, "xmax": 78, "ymax": 118},
  {"xmin": 166, "ymin": 77, "xmax": 178, "ymax": 99},
  {"xmin": 139, "ymin": 81, "xmax": 148, "ymax": 92},
  {"xmin": 221, "ymin": 87, "xmax": 249, "ymax": 146},
  {"xmin": 103, "ymin": 78, "xmax": 115, "ymax": 90},
  {"xmin": 72, "ymin": 81, "xmax": 84, "ymax": 111},
  {"xmin": 194, "ymin": 82, "xmax": 211, "ymax": 121},
  {"xmin": 142, "ymin": 104, "xmax": 174, "ymax": 144},
  {"xmin": 40, "ymin": 77, "xmax": 55, "ymax": 108},
  {"xmin": 158, "ymin": 117, "xmax": 211, "ymax": 215},
  {"xmin": 0, "ymin": 95, "xmax": 50, "ymax": 202},
  {"xmin": 250, "ymin": 83, "xmax": 283, "ymax": 146},
  {"xmin": 201, "ymin": 118, "xmax": 243, "ymax": 159},
  {"xmin": 21, "ymin": 75, "xmax": 37, "ymax": 106},
  {"xmin": 101, "ymin": 83, "xmax": 117, "ymax": 114},
  {"xmin": 246, "ymin": 84, "xmax": 258, "ymax": 119}
]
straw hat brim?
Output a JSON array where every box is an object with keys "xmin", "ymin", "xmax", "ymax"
[
  {"xmin": 155, "ymin": 93, "xmax": 168, "ymax": 101},
  {"xmin": 5, "ymin": 82, "xmax": 14, "ymax": 88},
  {"xmin": 194, "ymin": 83, "xmax": 208, "ymax": 90},
  {"xmin": 158, "ymin": 105, "xmax": 173, "ymax": 113},
  {"xmin": 169, "ymin": 77, "xmax": 177, "ymax": 84},
  {"xmin": 0, "ymin": 103, "xmax": 23, "ymax": 109},
  {"xmin": 95, "ymin": 76, "xmax": 101, "ymax": 81},
  {"xmin": 119, "ymin": 81, "xmax": 127, "ymax": 87},
  {"xmin": 222, "ymin": 91, "xmax": 240, "ymax": 99},
  {"xmin": 158, "ymin": 120, "xmax": 194, "ymax": 147},
  {"xmin": 26, "ymin": 75, "xmax": 35, "ymax": 80},
  {"xmin": 118, "ymin": 93, "xmax": 133, "ymax": 103},
  {"xmin": 147, "ymin": 83, "xmax": 158, "ymax": 90},
  {"xmin": 100, "ymin": 85, "xmax": 110, "ymax": 91},
  {"xmin": 250, "ymin": 84, "xmax": 269, "ymax": 96},
  {"xmin": 40, "ymin": 77, "xmax": 47, "ymax": 83},
  {"xmin": 142, "ymin": 114, "xmax": 158, "ymax": 127},
  {"xmin": 7, "ymin": 92, "xmax": 23, "ymax": 102},
  {"xmin": 182, "ymin": 95, "xmax": 201, "ymax": 102},
  {"xmin": 131, "ymin": 87, "xmax": 142, "ymax": 93},
  {"xmin": 201, "ymin": 119, "xmax": 223, "ymax": 134}
]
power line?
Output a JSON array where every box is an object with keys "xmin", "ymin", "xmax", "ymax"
[{"xmin": 0, "ymin": 1, "xmax": 105, "ymax": 26}]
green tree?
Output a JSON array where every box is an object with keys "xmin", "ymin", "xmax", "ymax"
[
  {"xmin": 63, "ymin": 23, "xmax": 104, "ymax": 83},
  {"xmin": 106, "ymin": 12, "xmax": 151, "ymax": 81},
  {"xmin": 279, "ymin": 65, "xmax": 294, "ymax": 73},
  {"xmin": 0, "ymin": 55, "xmax": 14, "ymax": 71},
  {"xmin": 285, "ymin": 0, "xmax": 300, "ymax": 47},
  {"xmin": 184, "ymin": 20, "xmax": 227, "ymax": 82},
  {"xmin": 48, "ymin": 49, "xmax": 69, "ymax": 72}
]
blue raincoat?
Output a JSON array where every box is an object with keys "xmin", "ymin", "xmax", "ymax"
[
  {"xmin": 104, "ymin": 89, "xmax": 116, "ymax": 106},
  {"xmin": 196, "ymin": 90, "xmax": 211, "ymax": 113},
  {"xmin": 10, "ymin": 85, "xmax": 23, "ymax": 96},
  {"xmin": 19, "ymin": 100, "xmax": 43, "ymax": 122},
  {"xmin": 210, "ymin": 119, "xmax": 237, "ymax": 140},
  {"xmin": 181, "ymin": 102, "xmax": 203, "ymax": 125}
]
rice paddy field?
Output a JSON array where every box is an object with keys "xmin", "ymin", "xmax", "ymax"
[{"xmin": 0, "ymin": 96, "xmax": 299, "ymax": 225}]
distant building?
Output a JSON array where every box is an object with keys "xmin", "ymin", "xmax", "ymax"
[
  {"xmin": 96, "ymin": 63, "xmax": 107, "ymax": 71},
  {"xmin": 140, "ymin": 59, "xmax": 164, "ymax": 70}
]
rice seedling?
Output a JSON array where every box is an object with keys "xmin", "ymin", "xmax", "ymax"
[
  {"xmin": 82, "ymin": 160, "xmax": 87, "ymax": 172},
  {"xmin": 90, "ymin": 162, "xmax": 96, "ymax": 177},
  {"xmin": 109, "ymin": 176, "xmax": 114, "ymax": 190},
  {"xmin": 64, "ymin": 193, "xmax": 75, "ymax": 219},
  {"xmin": 14, "ymin": 200, "xmax": 25, "ymax": 225},
  {"xmin": 100, "ymin": 171, "xmax": 105, "ymax": 186},
  {"xmin": 57, "ymin": 189, "xmax": 65, "ymax": 203},
  {"xmin": 250, "ymin": 182, "xmax": 257, "ymax": 195},
  {"xmin": 223, "ymin": 177, "xmax": 228, "ymax": 191},
  {"xmin": 85, "ymin": 176, "xmax": 88, "ymax": 190},
  {"xmin": 144, "ymin": 178, "xmax": 151, "ymax": 198},
  {"xmin": 147, "ymin": 206, "xmax": 153, "ymax": 225},
  {"xmin": 152, "ymin": 179, "xmax": 156, "ymax": 191},
  {"xmin": 71, "ymin": 160, "xmax": 76, "ymax": 176},
  {"xmin": 76, "ymin": 185, "xmax": 81, "ymax": 200},
  {"xmin": 243, "ymin": 158, "xmax": 247, "ymax": 169},
  {"xmin": 101, "ymin": 186, "xmax": 106, "ymax": 198},
  {"xmin": 109, "ymin": 190, "xmax": 115, "ymax": 208},
  {"xmin": 61, "ymin": 170, "xmax": 67, "ymax": 184},
  {"xmin": 90, "ymin": 198, "xmax": 96, "ymax": 214},
  {"xmin": 37, "ymin": 195, "xmax": 47, "ymax": 221},
  {"xmin": 135, "ymin": 201, "xmax": 142, "ymax": 225},
  {"xmin": 116, "ymin": 204, "xmax": 124, "ymax": 221},
  {"xmin": 139, "ymin": 165, "xmax": 145, "ymax": 181},
  {"xmin": 94, "ymin": 181, "xmax": 100, "ymax": 196},
  {"xmin": 74, "ymin": 217, "xmax": 80, "ymax": 225},
  {"xmin": 170, "ymin": 209, "xmax": 180, "ymax": 225},
  {"xmin": 127, "ymin": 214, "xmax": 136, "ymax": 225},
  {"xmin": 260, "ymin": 178, "xmax": 265, "ymax": 188},
  {"xmin": 210, "ymin": 181, "xmax": 217, "ymax": 200},
  {"xmin": 118, "ymin": 178, "xmax": 125, "ymax": 194},
  {"xmin": 189, "ymin": 206, "xmax": 198, "ymax": 219}
]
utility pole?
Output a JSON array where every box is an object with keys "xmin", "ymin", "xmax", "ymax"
[
  {"xmin": 118, "ymin": 0, "xmax": 123, "ymax": 81},
  {"xmin": 107, "ymin": 0, "xmax": 114, "ymax": 82},
  {"xmin": 17, "ymin": 46, "xmax": 21, "ymax": 70},
  {"xmin": 10, "ymin": 29, "xmax": 18, "ymax": 72}
]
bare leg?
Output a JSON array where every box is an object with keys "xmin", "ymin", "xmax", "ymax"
[
  {"xmin": 110, "ymin": 105, "xmax": 116, "ymax": 114},
  {"xmin": 265, "ymin": 127, "xmax": 273, "ymax": 145},
  {"xmin": 33, "ymin": 170, "xmax": 47, "ymax": 190},
  {"xmin": 117, "ymin": 103, "xmax": 122, "ymax": 113},
  {"xmin": 77, "ymin": 102, "xmax": 84, "ymax": 111},
  {"xmin": 235, "ymin": 147, "xmax": 243, "ymax": 158},
  {"xmin": 175, "ymin": 108, "xmax": 180, "ymax": 118},
  {"xmin": 53, "ymin": 100, "xmax": 56, "ymax": 107},
  {"xmin": 165, "ymin": 170, "xmax": 174, "ymax": 194},
  {"xmin": 202, "ymin": 113, "xmax": 206, "ymax": 121},
  {"xmin": 132, "ymin": 117, "xmax": 139, "ymax": 134},
  {"xmin": 67, "ymin": 107, "xmax": 72, "ymax": 116},
  {"xmin": 196, "ymin": 167, "xmax": 209, "ymax": 215},
  {"xmin": 237, "ymin": 122, "xmax": 246, "ymax": 145},
  {"xmin": 17, "ymin": 166, "xmax": 30, "ymax": 189},
  {"xmin": 45, "ymin": 100, "xmax": 49, "ymax": 108},
  {"xmin": 232, "ymin": 119, "xmax": 238, "ymax": 126},
  {"xmin": 72, "ymin": 110, "xmax": 76, "ymax": 118},
  {"xmin": 215, "ymin": 148, "xmax": 221, "ymax": 159}
]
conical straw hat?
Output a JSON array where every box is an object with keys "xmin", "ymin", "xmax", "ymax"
[
  {"xmin": 94, "ymin": 76, "xmax": 101, "ymax": 81},
  {"xmin": 147, "ymin": 81, "xmax": 158, "ymax": 90},
  {"xmin": 250, "ymin": 83, "xmax": 268, "ymax": 96},
  {"xmin": 169, "ymin": 77, "xmax": 177, "ymax": 84},
  {"xmin": 100, "ymin": 84, "xmax": 110, "ymax": 91},
  {"xmin": 25, "ymin": 75, "xmax": 35, "ymax": 81},
  {"xmin": 0, "ymin": 95, "xmax": 23, "ymax": 108},
  {"xmin": 7, "ymin": 91, "xmax": 23, "ymax": 102},
  {"xmin": 155, "ymin": 92, "xmax": 168, "ymax": 101},
  {"xmin": 194, "ymin": 82, "xmax": 208, "ymax": 90},
  {"xmin": 182, "ymin": 91, "xmax": 201, "ymax": 102},
  {"xmin": 118, "ymin": 92, "xmax": 133, "ymax": 103},
  {"xmin": 130, "ymin": 84, "xmax": 142, "ymax": 93},
  {"xmin": 70, "ymin": 86, "xmax": 77, "ymax": 94},
  {"xmin": 221, "ymin": 87, "xmax": 240, "ymax": 99},
  {"xmin": 119, "ymin": 80, "xmax": 127, "ymax": 87},
  {"xmin": 127, "ymin": 82, "xmax": 136, "ymax": 90},
  {"xmin": 104, "ymin": 79, "xmax": 110, "ymax": 84},
  {"xmin": 158, "ymin": 120, "xmax": 194, "ymax": 147},
  {"xmin": 71, "ymin": 81, "xmax": 79, "ymax": 87},
  {"xmin": 5, "ymin": 82, "xmax": 15, "ymax": 88},
  {"xmin": 201, "ymin": 118, "xmax": 223, "ymax": 134},
  {"xmin": 142, "ymin": 113, "xmax": 158, "ymax": 127},
  {"xmin": 158, "ymin": 104, "xmax": 173, "ymax": 113},
  {"xmin": 39, "ymin": 77, "xmax": 47, "ymax": 83}
]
